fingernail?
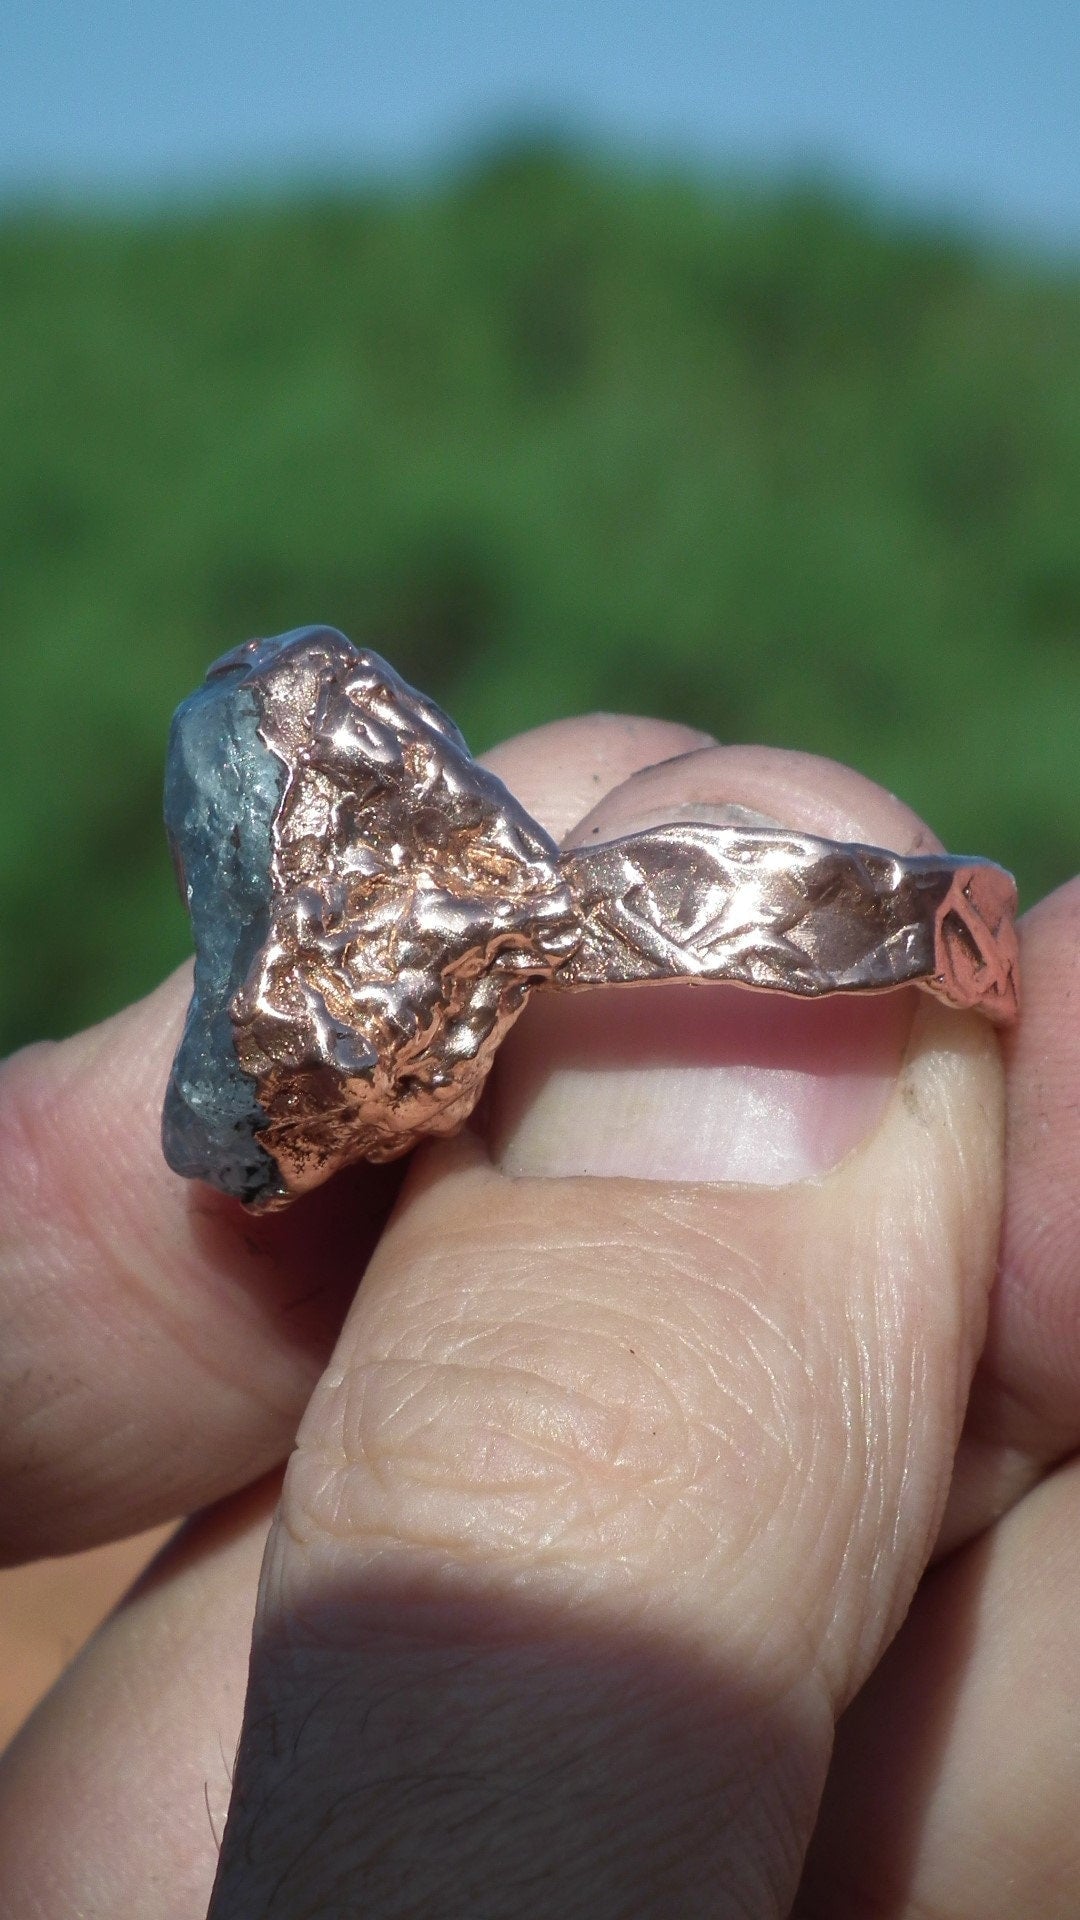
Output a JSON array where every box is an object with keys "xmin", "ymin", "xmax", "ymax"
[{"xmin": 489, "ymin": 797, "xmax": 913, "ymax": 1185}]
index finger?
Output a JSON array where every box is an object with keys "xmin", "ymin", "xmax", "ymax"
[{"xmin": 0, "ymin": 715, "xmax": 709, "ymax": 1561}]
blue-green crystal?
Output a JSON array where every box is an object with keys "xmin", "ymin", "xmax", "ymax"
[{"xmin": 161, "ymin": 660, "xmax": 286, "ymax": 1204}]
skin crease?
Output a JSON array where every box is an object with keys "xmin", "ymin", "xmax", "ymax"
[
  {"xmin": 797, "ymin": 1452, "xmax": 1080, "ymax": 1920},
  {"xmin": 0, "ymin": 718, "xmax": 1075, "ymax": 1917}
]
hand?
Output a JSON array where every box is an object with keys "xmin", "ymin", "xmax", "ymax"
[{"xmin": 0, "ymin": 716, "xmax": 1076, "ymax": 1919}]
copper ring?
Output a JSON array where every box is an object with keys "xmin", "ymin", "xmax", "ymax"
[{"xmin": 162, "ymin": 629, "xmax": 1019, "ymax": 1209}]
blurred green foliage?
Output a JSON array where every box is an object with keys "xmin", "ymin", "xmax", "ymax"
[{"xmin": 1, "ymin": 145, "xmax": 1078, "ymax": 1051}]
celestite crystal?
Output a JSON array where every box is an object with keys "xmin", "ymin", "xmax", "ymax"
[{"xmin": 161, "ymin": 644, "xmax": 288, "ymax": 1204}]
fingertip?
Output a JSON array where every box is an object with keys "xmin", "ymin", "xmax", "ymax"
[
  {"xmin": 986, "ymin": 875, "xmax": 1080, "ymax": 1434},
  {"xmin": 0, "ymin": 965, "xmax": 396, "ymax": 1556},
  {"xmin": 480, "ymin": 713, "xmax": 716, "ymax": 841},
  {"xmin": 565, "ymin": 742, "xmax": 943, "ymax": 855}
]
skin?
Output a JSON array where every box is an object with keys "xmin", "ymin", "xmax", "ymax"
[{"xmin": 0, "ymin": 716, "xmax": 1078, "ymax": 1918}]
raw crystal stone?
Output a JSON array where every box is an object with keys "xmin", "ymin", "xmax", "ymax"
[{"xmin": 161, "ymin": 652, "xmax": 287, "ymax": 1205}]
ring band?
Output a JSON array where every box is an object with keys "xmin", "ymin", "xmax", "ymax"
[{"xmin": 161, "ymin": 628, "xmax": 1019, "ymax": 1209}]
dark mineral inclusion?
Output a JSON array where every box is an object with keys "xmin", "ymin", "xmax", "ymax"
[{"xmin": 161, "ymin": 644, "xmax": 288, "ymax": 1205}]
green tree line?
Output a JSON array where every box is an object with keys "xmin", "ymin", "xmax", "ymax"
[{"xmin": 1, "ymin": 145, "xmax": 1078, "ymax": 1050}]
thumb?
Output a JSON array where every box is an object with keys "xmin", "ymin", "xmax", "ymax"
[{"xmin": 210, "ymin": 737, "xmax": 1004, "ymax": 1920}]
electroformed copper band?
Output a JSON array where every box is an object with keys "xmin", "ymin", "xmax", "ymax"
[
  {"xmin": 162, "ymin": 629, "xmax": 1019, "ymax": 1208},
  {"xmin": 558, "ymin": 823, "xmax": 1019, "ymax": 1015},
  {"xmin": 212, "ymin": 632, "xmax": 1017, "ymax": 1204}
]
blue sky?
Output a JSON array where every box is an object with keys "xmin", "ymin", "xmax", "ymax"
[{"xmin": 3, "ymin": 1, "xmax": 1077, "ymax": 246}]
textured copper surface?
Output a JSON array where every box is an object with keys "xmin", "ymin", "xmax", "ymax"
[
  {"xmin": 209, "ymin": 631, "xmax": 1018, "ymax": 1206},
  {"xmin": 224, "ymin": 634, "xmax": 579, "ymax": 1197},
  {"xmin": 560, "ymin": 824, "xmax": 1019, "ymax": 1016}
]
